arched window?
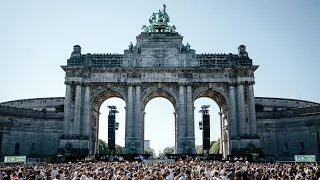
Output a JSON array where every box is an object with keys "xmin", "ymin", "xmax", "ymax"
[
  {"xmin": 14, "ymin": 143, "xmax": 20, "ymax": 155},
  {"xmin": 31, "ymin": 143, "xmax": 36, "ymax": 154},
  {"xmin": 300, "ymin": 142, "xmax": 305, "ymax": 152},
  {"xmin": 284, "ymin": 143, "xmax": 288, "ymax": 152}
]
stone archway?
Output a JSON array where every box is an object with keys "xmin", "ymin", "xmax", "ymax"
[
  {"xmin": 141, "ymin": 87, "xmax": 178, "ymax": 153},
  {"xmin": 193, "ymin": 85, "xmax": 229, "ymax": 157},
  {"xmin": 59, "ymin": 5, "xmax": 260, "ymax": 156},
  {"xmin": 90, "ymin": 85, "xmax": 127, "ymax": 155}
]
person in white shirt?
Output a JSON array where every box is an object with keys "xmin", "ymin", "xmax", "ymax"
[
  {"xmin": 211, "ymin": 171, "xmax": 221, "ymax": 180},
  {"xmin": 51, "ymin": 167, "xmax": 59, "ymax": 179}
]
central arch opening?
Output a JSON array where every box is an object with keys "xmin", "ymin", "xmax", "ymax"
[
  {"xmin": 142, "ymin": 89, "xmax": 177, "ymax": 157},
  {"xmin": 99, "ymin": 98, "xmax": 126, "ymax": 154}
]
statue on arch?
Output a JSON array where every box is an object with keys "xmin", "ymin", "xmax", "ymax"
[
  {"xmin": 129, "ymin": 140, "xmax": 137, "ymax": 154},
  {"xmin": 162, "ymin": 4, "xmax": 170, "ymax": 23},
  {"xmin": 186, "ymin": 43, "xmax": 191, "ymax": 53},
  {"xmin": 183, "ymin": 140, "xmax": 192, "ymax": 154},
  {"xmin": 179, "ymin": 42, "xmax": 184, "ymax": 53},
  {"xmin": 129, "ymin": 42, "xmax": 134, "ymax": 53},
  {"xmin": 157, "ymin": 10, "xmax": 164, "ymax": 23},
  {"xmin": 149, "ymin": 12, "xmax": 157, "ymax": 24},
  {"xmin": 170, "ymin": 25, "xmax": 176, "ymax": 33}
]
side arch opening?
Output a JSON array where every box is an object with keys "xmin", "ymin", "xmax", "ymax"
[{"xmin": 194, "ymin": 88, "xmax": 229, "ymax": 158}]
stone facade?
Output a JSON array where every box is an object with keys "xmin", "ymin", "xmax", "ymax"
[
  {"xmin": 255, "ymin": 97, "xmax": 320, "ymax": 160},
  {"xmin": 0, "ymin": 99, "xmax": 64, "ymax": 156},
  {"xmin": 1, "ymin": 96, "xmax": 319, "ymax": 160},
  {"xmin": 58, "ymin": 28, "xmax": 261, "ymax": 157}
]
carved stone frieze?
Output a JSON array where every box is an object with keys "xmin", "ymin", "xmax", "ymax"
[
  {"xmin": 127, "ymin": 72, "xmax": 142, "ymax": 78},
  {"xmin": 192, "ymin": 83, "xmax": 228, "ymax": 106},
  {"xmin": 140, "ymin": 83, "xmax": 179, "ymax": 106},
  {"xmin": 140, "ymin": 42, "xmax": 180, "ymax": 48},
  {"xmin": 178, "ymin": 73, "xmax": 193, "ymax": 78},
  {"xmin": 90, "ymin": 83, "xmax": 127, "ymax": 106}
]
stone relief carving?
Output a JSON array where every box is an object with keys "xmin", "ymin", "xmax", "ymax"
[
  {"xmin": 140, "ymin": 83, "xmax": 178, "ymax": 106},
  {"xmin": 192, "ymin": 83, "xmax": 228, "ymax": 106},
  {"xmin": 90, "ymin": 84, "xmax": 127, "ymax": 106}
]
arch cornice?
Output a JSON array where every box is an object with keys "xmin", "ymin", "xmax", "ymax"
[
  {"xmin": 141, "ymin": 83, "xmax": 178, "ymax": 109},
  {"xmin": 193, "ymin": 83, "xmax": 229, "ymax": 107},
  {"xmin": 90, "ymin": 83, "xmax": 127, "ymax": 108}
]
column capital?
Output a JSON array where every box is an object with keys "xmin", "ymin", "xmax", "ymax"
[
  {"xmin": 83, "ymin": 82, "xmax": 91, "ymax": 86},
  {"xmin": 64, "ymin": 81, "xmax": 72, "ymax": 85},
  {"xmin": 127, "ymin": 82, "xmax": 135, "ymax": 86},
  {"xmin": 178, "ymin": 82, "xmax": 186, "ymax": 86},
  {"xmin": 74, "ymin": 81, "xmax": 82, "ymax": 86},
  {"xmin": 238, "ymin": 81, "xmax": 245, "ymax": 86},
  {"xmin": 228, "ymin": 82, "xmax": 237, "ymax": 86},
  {"xmin": 248, "ymin": 81, "xmax": 255, "ymax": 85},
  {"xmin": 186, "ymin": 82, "xmax": 193, "ymax": 86}
]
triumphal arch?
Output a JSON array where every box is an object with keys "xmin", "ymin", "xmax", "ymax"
[{"xmin": 59, "ymin": 5, "xmax": 260, "ymax": 157}]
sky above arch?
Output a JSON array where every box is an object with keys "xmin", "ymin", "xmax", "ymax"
[{"xmin": 1, "ymin": 0, "xmax": 320, "ymax": 154}]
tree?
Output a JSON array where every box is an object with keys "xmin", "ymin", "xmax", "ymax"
[
  {"xmin": 196, "ymin": 145, "xmax": 203, "ymax": 154},
  {"xmin": 144, "ymin": 147, "xmax": 155, "ymax": 156},
  {"xmin": 163, "ymin": 147, "xmax": 175, "ymax": 154},
  {"xmin": 209, "ymin": 139, "xmax": 220, "ymax": 154},
  {"xmin": 99, "ymin": 139, "xmax": 108, "ymax": 154},
  {"xmin": 98, "ymin": 139, "xmax": 124, "ymax": 154}
]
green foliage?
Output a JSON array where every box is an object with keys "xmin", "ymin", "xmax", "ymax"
[
  {"xmin": 98, "ymin": 139, "xmax": 124, "ymax": 154},
  {"xmin": 196, "ymin": 139, "xmax": 220, "ymax": 154},
  {"xmin": 99, "ymin": 139, "xmax": 108, "ymax": 154},
  {"xmin": 144, "ymin": 147, "xmax": 155, "ymax": 156},
  {"xmin": 195, "ymin": 145, "xmax": 203, "ymax": 154},
  {"xmin": 209, "ymin": 139, "xmax": 220, "ymax": 154},
  {"xmin": 163, "ymin": 147, "xmax": 174, "ymax": 154}
]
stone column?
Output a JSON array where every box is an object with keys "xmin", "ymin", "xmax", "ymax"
[
  {"xmin": 142, "ymin": 111, "xmax": 146, "ymax": 152},
  {"xmin": 186, "ymin": 85, "xmax": 194, "ymax": 137},
  {"xmin": 177, "ymin": 84, "xmax": 186, "ymax": 153},
  {"xmin": 95, "ymin": 114, "xmax": 100, "ymax": 154},
  {"xmin": 219, "ymin": 112, "xmax": 223, "ymax": 154},
  {"xmin": 228, "ymin": 85, "xmax": 237, "ymax": 137},
  {"xmin": 174, "ymin": 112, "xmax": 177, "ymax": 153},
  {"xmin": 125, "ymin": 84, "xmax": 134, "ymax": 151},
  {"xmin": 186, "ymin": 84, "xmax": 196, "ymax": 153},
  {"xmin": 248, "ymin": 82, "xmax": 257, "ymax": 136},
  {"xmin": 83, "ymin": 85, "xmax": 91, "ymax": 137},
  {"xmin": 73, "ymin": 83, "xmax": 82, "ymax": 135},
  {"xmin": 63, "ymin": 82, "xmax": 72, "ymax": 135},
  {"xmin": 135, "ymin": 84, "xmax": 142, "ymax": 153},
  {"xmin": 237, "ymin": 83, "xmax": 246, "ymax": 136}
]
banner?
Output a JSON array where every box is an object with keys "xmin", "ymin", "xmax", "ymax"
[
  {"xmin": 4, "ymin": 156, "xmax": 26, "ymax": 163},
  {"xmin": 294, "ymin": 155, "xmax": 316, "ymax": 162}
]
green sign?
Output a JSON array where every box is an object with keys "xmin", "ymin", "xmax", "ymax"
[
  {"xmin": 4, "ymin": 156, "xmax": 26, "ymax": 163},
  {"xmin": 294, "ymin": 155, "xmax": 316, "ymax": 162}
]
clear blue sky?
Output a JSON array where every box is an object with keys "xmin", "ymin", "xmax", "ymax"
[{"xmin": 1, "ymin": 0, "xmax": 320, "ymax": 154}]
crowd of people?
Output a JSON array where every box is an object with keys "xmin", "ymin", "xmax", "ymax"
[{"xmin": 1, "ymin": 160, "xmax": 320, "ymax": 180}]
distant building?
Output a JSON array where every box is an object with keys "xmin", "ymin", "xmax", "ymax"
[{"xmin": 144, "ymin": 140, "xmax": 150, "ymax": 149}]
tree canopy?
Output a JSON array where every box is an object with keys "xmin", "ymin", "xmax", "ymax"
[
  {"xmin": 98, "ymin": 139, "xmax": 124, "ymax": 154},
  {"xmin": 196, "ymin": 139, "xmax": 220, "ymax": 154}
]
